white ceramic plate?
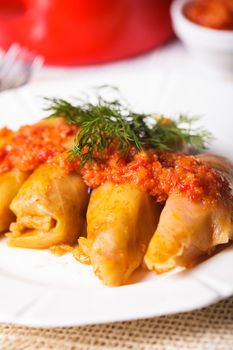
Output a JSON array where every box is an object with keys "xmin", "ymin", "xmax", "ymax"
[{"xmin": 0, "ymin": 72, "xmax": 233, "ymax": 327}]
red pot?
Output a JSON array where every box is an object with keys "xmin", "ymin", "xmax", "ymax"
[{"xmin": 0, "ymin": 0, "xmax": 174, "ymax": 65}]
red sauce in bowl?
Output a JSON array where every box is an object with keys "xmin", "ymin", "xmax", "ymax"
[{"xmin": 184, "ymin": 0, "xmax": 233, "ymax": 30}]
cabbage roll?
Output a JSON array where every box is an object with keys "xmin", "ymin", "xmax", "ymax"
[
  {"xmin": 8, "ymin": 163, "xmax": 89, "ymax": 249},
  {"xmin": 76, "ymin": 182, "xmax": 161, "ymax": 286},
  {"xmin": 0, "ymin": 169, "xmax": 29, "ymax": 233},
  {"xmin": 144, "ymin": 154, "xmax": 233, "ymax": 273}
]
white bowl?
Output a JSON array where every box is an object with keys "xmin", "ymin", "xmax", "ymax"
[{"xmin": 171, "ymin": 0, "xmax": 233, "ymax": 76}]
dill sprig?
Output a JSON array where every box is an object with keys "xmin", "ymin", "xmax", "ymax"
[
  {"xmin": 144, "ymin": 114, "xmax": 213, "ymax": 152},
  {"xmin": 45, "ymin": 95, "xmax": 143, "ymax": 166},
  {"xmin": 44, "ymin": 91, "xmax": 213, "ymax": 166}
]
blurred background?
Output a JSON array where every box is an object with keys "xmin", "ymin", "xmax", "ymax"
[
  {"xmin": 0, "ymin": 0, "xmax": 232, "ymax": 86},
  {"xmin": 0, "ymin": 0, "xmax": 174, "ymax": 65}
]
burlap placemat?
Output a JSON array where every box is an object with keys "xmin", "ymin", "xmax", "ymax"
[{"xmin": 0, "ymin": 296, "xmax": 232, "ymax": 350}]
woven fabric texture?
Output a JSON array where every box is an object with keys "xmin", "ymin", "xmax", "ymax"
[{"xmin": 0, "ymin": 297, "xmax": 233, "ymax": 350}]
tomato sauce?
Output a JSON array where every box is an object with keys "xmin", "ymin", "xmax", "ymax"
[
  {"xmin": 0, "ymin": 121, "xmax": 230, "ymax": 204},
  {"xmin": 0, "ymin": 119, "xmax": 77, "ymax": 173},
  {"xmin": 81, "ymin": 149, "xmax": 230, "ymax": 204},
  {"xmin": 184, "ymin": 0, "xmax": 233, "ymax": 30}
]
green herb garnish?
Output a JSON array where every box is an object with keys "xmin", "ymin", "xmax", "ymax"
[{"xmin": 45, "ymin": 89, "xmax": 213, "ymax": 166}]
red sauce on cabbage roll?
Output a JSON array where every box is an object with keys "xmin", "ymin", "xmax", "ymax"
[{"xmin": 0, "ymin": 121, "xmax": 230, "ymax": 205}]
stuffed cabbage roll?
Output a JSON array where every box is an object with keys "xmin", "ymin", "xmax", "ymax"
[
  {"xmin": 7, "ymin": 163, "xmax": 89, "ymax": 249},
  {"xmin": 0, "ymin": 169, "xmax": 29, "ymax": 233},
  {"xmin": 76, "ymin": 182, "xmax": 161, "ymax": 286},
  {"xmin": 144, "ymin": 154, "xmax": 233, "ymax": 273}
]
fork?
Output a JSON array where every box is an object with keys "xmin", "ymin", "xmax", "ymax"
[{"xmin": 0, "ymin": 43, "xmax": 44, "ymax": 92}]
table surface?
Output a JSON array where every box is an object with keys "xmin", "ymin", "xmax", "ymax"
[
  {"xmin": 1, "ymin": 40, "xmax": 233, "ymax": 349},
  {"xmin": 0, "ymin": 296, "xmax": 232, "ymax": 350}
]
